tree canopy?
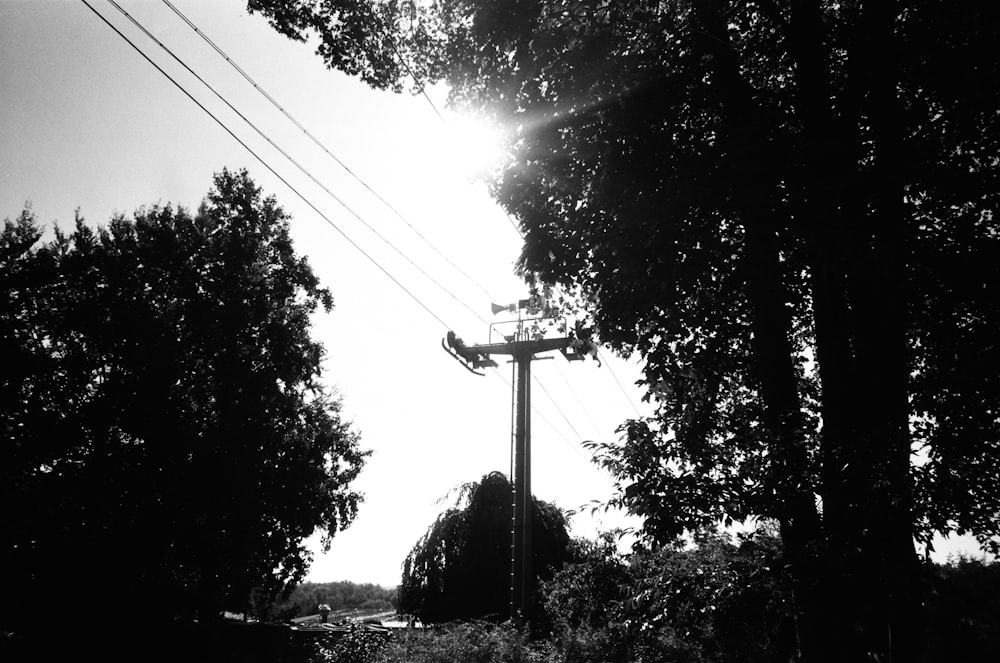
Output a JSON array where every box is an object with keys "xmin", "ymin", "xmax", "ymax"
[
  {"xmin": 2, "ymin": 169, "xmax": 368, "ymax": 629},
  {"xmin": 248, "ymin": 2, "xmax": 1000, "ymax": 661},
  {"xmin": 398, "ymin": 471, "xmax": 571, "ymax": 624}
]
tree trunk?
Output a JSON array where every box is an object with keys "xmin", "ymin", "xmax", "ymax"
[
  {"xmin": 848, "ymin": 1, "xmax": 923, "ymax": 660},
  {"xmin": 784, "ymin": 2, "xmax": 875, "ymax": 660},
  {"xmin": 690, "ymin": 3, "xmax": 829, "ymax": 660},
  {"xmin": 693, "ymin": 1, "xmax": 923, "ymax": 661},
  {"xmin": 788, "ymin": 1, "xmax": 923, "ymax": 660}
]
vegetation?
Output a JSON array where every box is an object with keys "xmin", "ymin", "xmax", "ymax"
[
  {"xmin": 924, "ymin": 556, "xmax": 1000, "ymax": 661},
  {"xmin": 398, "ymin": 472, "xmax": 572, "ymax": 624},
  {"xmin": 544, "ymin": 529, "xmax": 795, "ymax": 663},
  {"xmin": 6, "ymin": 5, "xmax": 996, "ymax": 663},
  {"xmin": 294, "ymin": 544, "xmax": 1000, "ymax": 663},
  {"xmin": 249, "ymin": 2, "xmax": 1000, "ymax": 660},
  {"xmin": 2, "ymin": 170, "xmax": 368, "ymax": 633},
  {"xmin": 271, "ymin": 580, "xmax": 398, "ymax": 620}
]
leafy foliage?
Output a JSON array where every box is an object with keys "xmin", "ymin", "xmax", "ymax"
[
  {"xmin": 924, "ymin": 557, "xmax": 1000, "ymax": 661},
  {"xmin": 2, "ymin": 170, "xmax": 368, "ymax": 629},
  {"xmin": 544, "ymin": 529, "xmax": 795, "ymax": 663},
  {"xmin": 398, "ymin": 472, "xmax": 571, "ymax": 624},
  {"xmin": 247, "ymin": 0, "xmax": 1000, "ymax": 550},
  {"xmin": 249, "ymin": 2, "xmax": 1000, "ymax": 660},
  {"xmin": 382, "ymin": 620, "xmax": 539, "ymax": 663}
]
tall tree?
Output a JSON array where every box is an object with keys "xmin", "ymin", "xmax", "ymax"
[
  {"xmin": 398, "ymin": 471, "xmax": 571, "ymax": 624},
  {"xmin": 2, "ymin": 170, "xmax": 368, "ymax": 630},
  {"xmin": 249, "ymin": 2, "xmax": 1000, "ymax": 661}
]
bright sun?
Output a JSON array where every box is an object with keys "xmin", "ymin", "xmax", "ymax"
[{"xmin": 441, "ymin": 115, "xmax": 507, "ymax": 179}]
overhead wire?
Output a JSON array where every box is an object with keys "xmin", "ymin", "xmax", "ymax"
[
  {"xmin": 547, "ymin": 361, "xmax": 605, "ymax": 439},
  {"xmin": 367, "ymin": 4, "xmax": 524, "ymax": 239},
  {"xmin": 531, "ymin": 372, "xmax": 585, "ymax": 444},
  {"xmin": 492, "ymin": 364, "xmax": 616, "ymax": 487},
  {"xmin": 598, "ymin": 349, "xmax": 645, "ymax": 419},
  {"xmin": 228, "ymin": 0, "xmax": 604, "ymax": 452},
  {"xmin": 79, "ymin": 0, "xmax": 452, "ymax": 331},
  {"xmin": 104, "ymin": 0, "xmax": 489, "ymax": 328},
  {"xmin": 346, "ymin": 5, "xmax": 635, "ymax": 490},
  {"xmin": 365, "ymin": 6, "xmax": 447, "ymax": 127},
  {"xmin": 88, "ymin": 0, "xmax": 620, "ymax": 482},
  {"xmin": 159, "ymin": 0, "xmax": 501, "ymax": 305},
  {"xmin": 362, "ymin": 7, "xmax": 636, "ymax": 429}
]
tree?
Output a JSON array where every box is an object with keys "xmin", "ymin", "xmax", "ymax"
[
  {"xmin": 398, "ymin": 471, "xmax": 571, "ymax": 624},
  {"xmin": 248, "ymin": 2, "xmax": 1000, "ymax": 661},
  {"xmin": 2, "ymin": 170, "xmax": 368, "ymax": 631},
  {"xmin": 924, "ymin": 558, "xmax": 1000, "ymax": 660},
  {"xmin": 544, "ymin": 529, "xmax": 796, "ymax": 663}
]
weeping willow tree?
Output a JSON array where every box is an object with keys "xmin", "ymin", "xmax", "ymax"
[{"xmin": 398, "ymin": 472, "xmax": 571, "ymax": 623}]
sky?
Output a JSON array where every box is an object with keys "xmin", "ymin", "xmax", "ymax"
[
  {"xmin": 1, "ymin": 0, "xmax": 653, "ymax": 587},
  {"xmin": 1, "ymin": 0, "xmax": 984, "ymax": 587}
]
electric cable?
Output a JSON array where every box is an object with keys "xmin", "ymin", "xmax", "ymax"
[
  {"xmin": 362, "ymin": 1, "xmax": 446, "ymax": 125},
  {"xmin": 532, "ymin": 374, "xmax": 585, "ymax": 443},
  {"xmin": 548, "ymin": 361, "xmax": 605, "ymax": 440},
  {"xmin": 492, "ymin": 366, "xmax": 615, "ymax": 487},
  {"xmin": 598, "ymin": 349, "xmax": 645, "ymax": 418},
  {"xmin": 104, "ymin": 0, "xmax": 489, "ymax": 327},
  {"xmin": 87, "ymin": 0, "xmax": 616, "ymax": 488},
  {"xmin": 362, "ymin": 2, "xmax": 524, "ymax": 239},
  {"xmin": 531, "ymin": 373, "xmax": 618, "ymax": 485},
  {"xmin": 80, "ymin": 0, "xmax": 454, "ymax": 331},
  {"xmin": 160, "ymin": 0, "xmax": 501, "ymax": 304}
]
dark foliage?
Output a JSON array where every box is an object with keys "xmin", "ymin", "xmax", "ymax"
[
  {"xmin": 398, "ymin": 471, "xmax": 571, "ymax": 624},
  {"xmin": 924, "ymin": 557, "xmax": 1000, "ymax": 661},
  {"xmin": 2, "ymin": 170, "xmax": 368, "ymax": 632},
  {"xmin": 248, "ymin": 3, "xmax": 1000, "ymax": 661},
  {"xmin": 544, "ymin": 529, "xmax": 795, "ymax": 663}
]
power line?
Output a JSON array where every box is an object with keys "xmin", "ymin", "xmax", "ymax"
[
  {"xmin": 532, "ymin": 374, "xmax": 585, "ymax": 443},
  {"xmin": 87, "ymin": 0, "xmax": 616, "ymax": 485},
  {"xmin": 548, "ymin": 360, "xmax": 605, "ymax": 440},
  {"xmin": 104, "ymin": 0, "xmax": 489, "ymax": 327},
  {"xmin": 80, "ymin": 0, "xmax": 452, "ymax": 331},
  {"xmin": 159, "ymin": 0, "xmax": 501, "ymax": 304},
  {"xmin": 363, "ymin": 1, "xmax": 447, "ymax": 125},
  {"xmin": 362, "ymin": 3, "xmax": 525, "ymax": 240},
  {"xmin": 491, "ymin": 357, "xmax": 615, "ymax": 486},
  {"xmin": 529, "ymin": 371, "xmax": 619, "ymax": 486},
  {"xmin": 491, "ymin": 367, "xmax": 616, "ymax": 488},
  {"xmin": 598, "ymin": 349, "xmax": 645, "ymax": 418}
]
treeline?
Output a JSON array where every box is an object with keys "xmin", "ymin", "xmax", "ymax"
[
  {"xmin": 271, "ymin": 581, "xmax": 397, "ymax": 620},
  {"xmin": 3, "ymin": 171, "xmax": 367, "ymax": 632},
  {"xmin": 539, "ymin": 534, "xmax": 1000, "ymax": 663},
  {"xmin": 297, "ymin": 533, "xmax": 1000, "ymax": 663}
]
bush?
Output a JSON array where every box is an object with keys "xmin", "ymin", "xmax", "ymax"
[
  {"xmin": 381, "ymin": 621, "xmax": 545, "ymax": 663},
  {"xmin": 542, "ymin": 529, "xmax": 795, "ymax": 663}
]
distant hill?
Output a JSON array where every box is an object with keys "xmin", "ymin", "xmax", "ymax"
[{"xmin": 271, "ymin": 580, "xmax": 397, "ymax": 621}]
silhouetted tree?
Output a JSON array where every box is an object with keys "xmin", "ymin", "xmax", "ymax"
[
  {"xmin": 2, "ymin": 170, "xmax": 368, "ymax": 632},
  {"xmin": 545, "ymin": 529, "xmax": 804, "ymax": 663},
  {"xmin": 398, "ymin": 472, "xmax": 571, "ymax": 624},
  {"xmin": 924, "ymin": 558, "xmax": 1000, "ymax": 660},
  {"xmin": 249, "ymin": 3, "xmax": 1000, "ymax": 661}
]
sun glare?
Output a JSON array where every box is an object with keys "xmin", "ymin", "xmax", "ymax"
[{"xmin": 441, "ymin": 115, "xmax": 507, "ymax": 180}]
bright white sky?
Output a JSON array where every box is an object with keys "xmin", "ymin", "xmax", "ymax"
[{"xmin": 1, "ymin": 0, "xmax": 982, "ymax": 587}]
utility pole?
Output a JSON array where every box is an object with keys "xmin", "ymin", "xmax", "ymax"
[{"xmin": 442, "ymin": 301, "xmax": 596, "ymax": 620}]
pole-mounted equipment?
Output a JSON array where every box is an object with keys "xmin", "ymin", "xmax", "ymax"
[{"xmin": 441, "ymin": 299, "xmax": 599, "ymax": 620}]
